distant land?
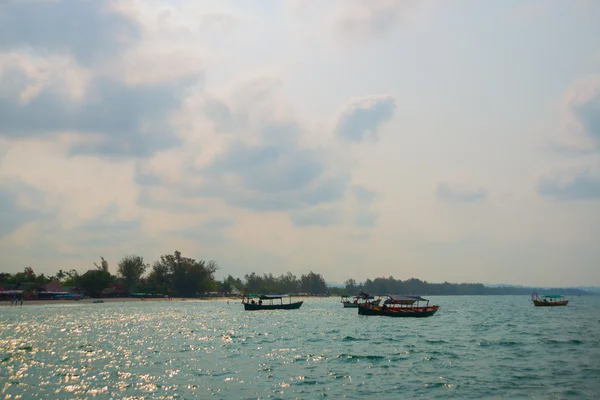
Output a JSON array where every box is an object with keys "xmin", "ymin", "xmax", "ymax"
[
  {"xmin": 327, "ymin": 281, "xmax": 599, "ymax": 296},
  {"xmin": 485, "ymin": 283, "xmax": 600, "ymax": 294}
]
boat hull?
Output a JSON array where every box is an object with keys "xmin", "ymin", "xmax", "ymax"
[
  {"xmin": 533, "ymin": 300, "xmax": 568, "ymax": 307},
  {"xmin": 243, "ymin": 301, "xmax": 303, "ymax": 311},
  {"xmin": 358, "ymin": 304, "xmax": 440, "ymax": 318}
]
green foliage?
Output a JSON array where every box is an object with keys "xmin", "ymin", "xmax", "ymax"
[
  {"xmin": 78, "ymin": 269, "xmax": 112, "ymax": 297},
  {"xmin": 94, "ymin": 257, "xmax": 109, "ymax": 272},
  {"xmin": 149, "ymin": 251, "xmax": 219, "ymax": 297},
  {"xmin": 55, "ymin": 269, "xmax": 66, "ymax": 281},
  {"xmin": 62, "ymin": 269, "xmax": 80, "ymax": 287},
  {"xmin": 117, "ymin": 255, "xmax": 148, "ymax": 292},
  {"xmin": 240, "ymin": 271, "xmax": 327, "ymax": 295},
  {"xmin": 300, "ymin": 271, "xmax": 327, "ymax": 294},
  {"xmin": 220, "ymin": 275, "xmax": 243, "ymax": 294},
  {"xmin": 344, "ymin": 278, "xmax": 359, "ymax": 293},
  {"xmin": 5, "ymin": 255, "xmax": 592, "ymax": 298}
]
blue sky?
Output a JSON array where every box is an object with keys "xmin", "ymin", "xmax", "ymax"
[{"xmin": 1, "ymin": 0, "xmax": 599, "ymax": 286}]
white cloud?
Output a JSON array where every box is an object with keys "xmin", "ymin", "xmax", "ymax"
[
  {"xmin": 334, "ymin": 95, "xmax": 396, "ymax": 142},
  {"xmin": 436, "ymin": 183, "xmax": 488, "ymax": 204},
  {"xmin": 0, "ymin": 51, "xmax": 91, "ymax": 104},
  {"xmin": 540, "ymin": 75, "xmax": 600, "ymax": 200},
  {"xmin": 1, "ymin": 0, "xmax": 600, "ymax": 287},
  {"xmin": 333, "ymin": 0, "xmax": 431, "ymax": 41}
]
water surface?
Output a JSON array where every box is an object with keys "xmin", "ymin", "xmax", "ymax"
[{"xmin": 1, "ymin": 296, "xmax": 599, "ymax": 399}]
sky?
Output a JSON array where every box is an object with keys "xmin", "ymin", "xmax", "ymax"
[{"xmin": 1, "ymin": 0, "xmax": 600, "ymax": 287}]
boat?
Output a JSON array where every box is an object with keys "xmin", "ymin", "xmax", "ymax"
[
  {"xmin": 341, "ymin": 291, "xmax": 381, "ymax": 308},
  {"xmin": 242, "ymin": 294, "xmax": 303, "ymax": 311},
  {"xmin": 358, "ymin": 295, "xmax": 440, "ymax": 317},
  {"xmin": 531, "ymin": 292, "xmax": 568, "ymax": 307}
]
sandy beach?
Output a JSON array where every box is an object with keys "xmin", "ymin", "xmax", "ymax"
[{"xmin": 0, "ymin": 297, "xmax": 233, "ymax": 307}]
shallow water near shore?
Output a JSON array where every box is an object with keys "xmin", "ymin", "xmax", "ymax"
[{"xmin": 1, "ymin": 296, "xmax": 599, "ymax": 399}]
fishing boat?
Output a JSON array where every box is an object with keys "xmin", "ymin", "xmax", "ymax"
[
  {"xmin": 242, "ymin": 294, "xmax": 303, "ymax": 311},
  {"xmin": 531, "ymin": 292, "xmax": 568, "ymax": 307},
  {"xmin": 358, "ymin": 295, "xmax": 440, "ymax": 317},
  {"xmin": 341, "ymin": 292, "xmax": 381, "ymax": 308}
]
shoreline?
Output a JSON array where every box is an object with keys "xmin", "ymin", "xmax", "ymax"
[
  {"xmin": 0, "ymin": 297, "xmax": 238, "ymax": 307},
  {"xmin": 0, "ymin": 295, "xmax": 337, "ymax": 307}
]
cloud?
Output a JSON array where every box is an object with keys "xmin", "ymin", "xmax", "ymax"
[
  {"xmin": 0, "ymin": 52, "xmax": 91, "ymax": 103},
  {"xmin": 136, "ymin": 77, "xmax": 354, "ymax": 215},
  {"xmin": 170, "ymin": 218, "xmax": 236, "ymax": 245},
  {"xmin": 352, "ymin": 185, "xmax": 377, "ymax": 203},
  {"xmin": 436, "ymin": 183, "xmax": 488, "ymax": 204},
  {"xmin": 0, "ymin": 0, "xmax": 207, "ymax": 159},
  {"xmin": 570, "ymin": 78, "xmax": 600, "ymax": 148},
  {"xmin": 0, "ymin": 0, "xmax": 139, "ymax": 66},
  {"xmin": 549, "ymin": 75, "xmax": 600, "ymax": 153},
  {"xmin": 290, "ymin": 208, "xmax": 342, "ymax": 227},
  {"xmin": 538, "ymin": 168, "xmax": 600, "ymax": 200},
  {"xmin": 334, "ymin": 0, "xmax": 425, "ymax": 40},
  {"xmin": 0, "ymin": 181, "xmax": 47, "ymax": 237},
  {"xmin": 0, "ymin": 74, "xmax": 187, "ymax": 157},
  {"xmin": 351, "ymin": 185, "xmax": 378, "ymax": 227},
  {"xmin": 334, "ymin": 95, "xmax": 396, "ymax": 142},
  {"xmin": 538, "ymin": 76, "xmax": 600, "ymax": 201}
]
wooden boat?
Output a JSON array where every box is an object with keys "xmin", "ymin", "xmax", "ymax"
[
  {"xmin": 341, "ymin": 292, "xmax": 381, "ymax": 308},
  {"xmin": 531, "ymin": 292, "xmax": 568, "ymax": 307},
  {"xmin": 242, "ymin": 294, "xmax": 303, "ymax": 311},
  {"xmin": 358, "ymin": 295, "xmax": 440, "ymax": 317}
]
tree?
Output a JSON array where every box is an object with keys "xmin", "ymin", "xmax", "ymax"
[
  {"xmin": 151, "ymin": 251, "xmax": 218, "ymax": 297},
  {"xmin": 0, "ymin": 272, "xmax": 12, "ymax": 283},
  {"xmin": 117, "ymin": 255, "xmax": 148, "ymax": 292},
  {"xmin": 63, "ymin": 269, "xmax": 80, "ymax": 287},
  {"xmin": 94, "ymin": 257, "xmax": 109, "ymax": 272},
  {"xmin": 278, "ymin": 272, "xmax": 299, "ymax": 293},
  {"xmin": 78, "ymin": 269, "xmax": 112, "ymax": 297},
  {"xmin": 344, "ymin": 278, "xmax": 357, "ymax": 294},
  {"xmin": 221, "ymin": 275, "xmax": 243, "ymax": 294},
  {"xmin": 300, "ymin": 271, "xmax": 327, "ymax": 294},
  {"xmin": 55, "ymin": 269, "xmax": 66, "ymax": 281},
  {"xmin": 244, "ymin": 272, "xmax": 262, "ymax": 293},
  {"xmin": 148, "ymin": 261, "xmax": 170, "ymax": 294}
]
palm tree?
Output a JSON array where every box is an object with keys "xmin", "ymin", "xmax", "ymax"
[{"xmin": 55, "ymin": 269, "xmax": 66, "ymax": 281}]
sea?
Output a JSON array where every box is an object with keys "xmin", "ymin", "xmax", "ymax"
[{"xmin": 1, "ymin": 296, "xmax": 599, "ymax": 399}]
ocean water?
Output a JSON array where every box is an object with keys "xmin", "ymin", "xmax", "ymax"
[{"xmin": 1, "ymin": 296, "xmax": 599, "ymax": 399}]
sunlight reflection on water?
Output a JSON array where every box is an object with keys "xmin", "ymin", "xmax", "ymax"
[{"xmin": 1, "ymin": 296, "xmax": 599, "ymax": 398}]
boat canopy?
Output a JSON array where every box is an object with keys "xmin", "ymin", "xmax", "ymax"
[
  {"xmin": 387, "ymin": 295, "xmax": 428, "ymax": 304},
  {"xmin": 540, "ymin": 294, "xmax": 564, "ymax": 298}
]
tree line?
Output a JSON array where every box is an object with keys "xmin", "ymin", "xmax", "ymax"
[
  {"xmin": 0, "ymin": 251, "xmax": 219, "ymax": 298},
  {"xmin": 0, "ymin": 250, "xmax": 329, "ymax": 298},
  {"xmin": 343, "ymin": 277, "xmax": 589, "ymax": 296},
  {"xmin": 0, "ymin": 252, "xmax": 591, "ymax": 298}
]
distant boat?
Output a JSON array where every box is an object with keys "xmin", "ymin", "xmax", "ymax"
[
  {"xmin": 358, "ymin": 295, "xmax": 440, "ymax": 318},
  {"xmin": 531, "ymin": 292, "xmax": 568, "ymax": 307},
  {"xmin": 242, "ymin": 294, "xmax": 303, "ymax": 311},
  {"xmin": 341, "ymin": 291, "xmax": 381, "ymax": 308}
]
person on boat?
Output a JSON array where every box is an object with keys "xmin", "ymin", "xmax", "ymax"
[
  {"xmin": 251, "ymin": 299, "xmax": 256, "ymax": 305},
  {"xmin": 258, "ymin": 299, "xmax": 262, "ymax": 306}
]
